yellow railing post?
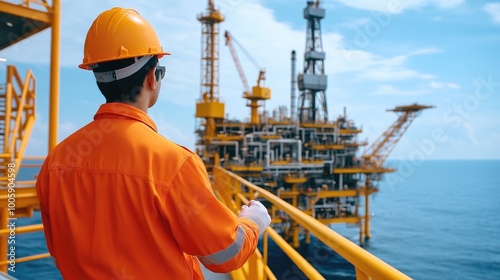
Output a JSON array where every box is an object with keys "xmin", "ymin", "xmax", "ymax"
[
  {"xmin": 364, "ymin": 189, "xmax": 371, "ymax": 240},
  {"xmin": 3, "ymin": 67, "xmax": 12, "ymax": 154},
  {"xmin": 247, "ymin": 249, "xmax": 258, "ymax": 280},
  {"xmin": 48, "ymin": 0, "xmax": 61, "ymax": 152},
  {"xmin": 0, "ymin": 209, "xmax": 8, "ymax": 272},
  {"xmin": 263, "ymin": 230, "xmax": 268, "ymax": 280},
  {"xmin": 233, "ymin": 176, "xmax": 241, "ymax": 209}
]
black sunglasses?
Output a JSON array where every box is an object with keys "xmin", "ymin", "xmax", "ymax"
[{"xmin": 155, "ymin": 66, "xmax": 166, "ymax": 81}]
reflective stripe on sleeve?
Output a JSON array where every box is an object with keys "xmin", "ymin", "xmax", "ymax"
[{"xmin": 197, "ymin": 225, "xmax": 246, "ymax": 265}]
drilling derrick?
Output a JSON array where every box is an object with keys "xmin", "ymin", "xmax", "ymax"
[
  {"xmin": 297, "ymin": 0, "xmax": 328, "ymax": 123},
  {"xmin": 196, "ymin": 0, "xmax": 225, "ymax": 141},
  {"xmin": 196, "ymin": 0, "xmax": 225, "ymax": 168}
]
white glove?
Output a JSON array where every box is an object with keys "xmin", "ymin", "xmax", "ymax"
[{"xmin": 239, "ymin": 200, "xmax": 271, "ymax": 236}]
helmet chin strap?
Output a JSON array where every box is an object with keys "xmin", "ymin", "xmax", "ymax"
[{"xmin": 92, "ymin": 55, "xmax": 153, "ymax": 83}]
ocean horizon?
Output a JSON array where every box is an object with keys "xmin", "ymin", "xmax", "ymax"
[{"xmin": 8, "ymin": 159, "xmax": 500, "ymax": 280}]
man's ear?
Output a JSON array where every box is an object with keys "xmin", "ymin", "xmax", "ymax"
[{"xmin": 145, "ymin": 67, "xmax": 156, "ymax": 90}]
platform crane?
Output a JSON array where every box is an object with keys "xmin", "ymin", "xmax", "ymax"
[
  {"xmin": 359, "ymin": 103, "xmax": 433, "ymax": 240},
  {"xmin": 362, "ymin": 103, "xmax": 435, "ymax": 169},
  {"xmin": 224, "ymin": 30, "xmax": 271, "ymax": 125}
]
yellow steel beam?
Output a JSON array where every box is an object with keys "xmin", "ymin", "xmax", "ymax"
[
  {"xmin": 0, "ymin": 253, "xmax": 50, "ymax": 266},
  {"xmin": 229, "ymin": 165, "xmax": 263, "ymax": 172},
  {"xmin": 311, "ymin": 144, "xmax": 344, "ymax": 150},
  {"xmin": 334, "ymin": 167, "xmax": 395, "ymax": 174},
  {"xmin": 48, "ymin": 0, "xmax": 61, "ymax": 151},
  {"xmin": 339, "ymin": 128, "xmax": 362, "ymax": 134},
  {"xmin": 323, "ymin": 186, "xmax": 377, "ymax": 196},
  {"xmin": 0, "ymin": 184, "xmax": 36, "ymax": 193},
  {"xmin": 267, "ymin": 120, "xmax": 294, "ymax": 125},
  {"xmin": 0, "ymin": 224, "xmax": 42, "ymax": 236},
  {"xmin": 301, "ymin": 159, "xmax": 324, "ymax": 164},
  {"xmin": 277, "ymin": 191, "xmax": 300, "ymax": 198},
  {"xmin": 300, "ymin": 123, "xmax": 336, "ymax": 128},
  {"xmin": 364, "ymin": 190, "xmax": 371, "ymax": 240},
  {"xmin": 284, "ymin": 176, "xmax": 307, "ymax": 184},
  {"xmin": 215, "ymin": 123, "xmax": 244, "ymax": 128},
  {"xmin": 0, "ymin": 193, "xmax": 39, "ymax": 208},
  {"xmin": 317, "ymin": 217, "xmax": 362, "ymax": 224},
  {"xmin": 0, "ymin": 1, "xmax": 51, "ymax": 23},
  {"xmin": 0, "ymin": 208, "xmax": 7, "ymax": 271},
  {"xmin": 216, "ymin": 134, "xmax": 244, "ymax": 141},
  {"xmin": 311, "ymin": 189, "xmax": 358, "ymax": 198},
  {"xmin": 344, "ymin": 141, "xmax": 368, "ymax": 147},
  {"xmin": 259, "ymin": 135, "xmax": 281, "ymax": 139}
]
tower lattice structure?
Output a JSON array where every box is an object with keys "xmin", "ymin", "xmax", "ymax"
[{"xmin": 297, "ymin": 1, "xmax": 328, "ymax": 123}]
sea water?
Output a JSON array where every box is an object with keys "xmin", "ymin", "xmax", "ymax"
[{"xmin": 9, "ymin": 160, "xmax": 500, "ymax": 280}]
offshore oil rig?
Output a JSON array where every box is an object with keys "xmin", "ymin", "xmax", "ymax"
[
  {"xmin": 195, "ymin": 0, "xmax": 433, "ymax": 247},
  {"xmin": 0, "ymin": 1, "xmax": 420, "ymax": 278}
]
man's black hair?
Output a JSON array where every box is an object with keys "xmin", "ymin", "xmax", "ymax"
[{"xmin": 93, "ymin": 56, "xmax": 158, "ymax": 103}]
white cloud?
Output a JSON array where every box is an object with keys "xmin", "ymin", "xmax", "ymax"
[
  {"xmin": 1, "ymin": 0, "xmax": 441, "ymax": 116},
  {"xmin": 483, "ymin": 3, "xmax": 500, "ymax": 24},
  {"xmin": 333, "ymin": 0, "xmax": 464, "ymax": 13},
  {"xmin": 463, "ymin": 122, "xmax": 479, "ymax": 144},
  {"xmin": 214, "ymin": 1, "xmax": 305, "ymax": 119},
  {"xmin": 447, "ymin": 82, "xmax": 461, "ymax": 89},
  {"xmin": 150, "ymin": 112, "xmax": 193, "ymax": 146},
  {"xmin": 332, "ymin": 47, "xmax": 440, "ymax": 81},
  {"xmin": 430, "ymin": 81, "xmax": 461, "ymax": 89},
  {"xmin": 7, "ymin": 0, "xmax": 462, "ymax": 158},
  {"xmin": 372, "ymin": 85, "xmax": 428, "ymax": 95},
  {"xmin": 337, "ymin": 17, "xmax": 373, "ymax": 28},
  {"xmin": 407, "ymin": 48, "xmax": 442, "ymax": 56}
]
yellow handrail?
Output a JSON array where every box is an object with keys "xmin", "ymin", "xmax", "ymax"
[
  {"xmin": 0, "ymin": 165, "xmax": 411, "ymax": 279},
  {"xmin": 0, "ymin": 224, "xmax": 48, "ymax": 267},
  {"xmin": 0, "ymin": 183, "xmax": 46, "ymax": 273},
  {"xmin": 213, "ymin": 166, "xmax": 412, "ymax": 280}
]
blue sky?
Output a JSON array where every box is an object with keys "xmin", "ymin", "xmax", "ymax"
[{"xmin": 1, "ymin": 0, "xmax": 499, "ymax": 160}]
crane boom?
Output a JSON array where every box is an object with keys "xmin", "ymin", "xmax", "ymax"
[
  {"xmin": 224, "ymin": 30, "xmax": 271, "ymax": 124},
  {"xmin": 362, "ymin": 103, "xmax": 434, "ymax": 168},
  {"xmin": 224, "ymin": 30, "xmax": 250, "ymax": 95}
]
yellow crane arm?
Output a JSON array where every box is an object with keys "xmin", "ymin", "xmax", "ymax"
[
  {"xmin": 224, "ymin": 31, "xmax": 251, "ymax": 95},
  {"xmin": 362, "ymin": 103, "xmax": 434, "ymax": 168}
]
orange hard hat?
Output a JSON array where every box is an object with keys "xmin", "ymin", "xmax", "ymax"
[{"xmin": 79, "ymin": 7, "xmax": 171, "ymax": 70}]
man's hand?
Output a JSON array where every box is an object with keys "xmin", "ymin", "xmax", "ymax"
[{"xmin": 238, "ymin": 200, "xmax": 271, "ymax": 236}]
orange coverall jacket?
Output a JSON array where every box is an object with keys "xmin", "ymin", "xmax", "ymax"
[{"xmin": 36, "ymin": 103, "xmax": 260, "ymax": 279}]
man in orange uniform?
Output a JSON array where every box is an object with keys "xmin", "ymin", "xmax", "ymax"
[{"xmin": 36, "ymin": 7, "xmax": 271, "ymax": 279}]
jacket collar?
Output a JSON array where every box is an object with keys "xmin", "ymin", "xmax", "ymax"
[{"xmin": 94, "ymin": 103, "xmax": 158, "ymax": 132}]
